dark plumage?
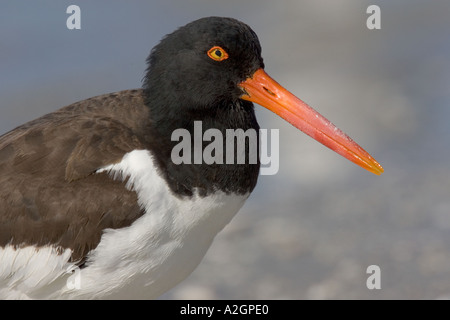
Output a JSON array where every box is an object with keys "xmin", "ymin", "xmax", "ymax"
[{"xmin": 0, "ymin": 90, "xmax": 147, "ymax": 261}]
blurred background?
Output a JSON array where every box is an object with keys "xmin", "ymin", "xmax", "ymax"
[{"xmin": 1, "ymin": 0, "xmax": 450, "ymax": 299}]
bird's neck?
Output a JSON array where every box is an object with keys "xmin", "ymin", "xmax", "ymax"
[{"xmin": 142, "ymin": 88, "xmax": 260, "ymax": 198}]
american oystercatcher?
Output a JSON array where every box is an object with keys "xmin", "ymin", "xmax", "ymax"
[{"xmin": 0, "ymin": 17, "xmax": 383, "ymax": 299}]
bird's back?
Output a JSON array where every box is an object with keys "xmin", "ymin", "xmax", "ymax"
[{"xmin": 0, "ymin": 90, "xmax": 151, "ymax": 298}]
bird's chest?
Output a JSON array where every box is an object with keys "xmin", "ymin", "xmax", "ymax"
[{"xmin": 74, "ymin": 150, "xmax": 249, "ymax": 299}]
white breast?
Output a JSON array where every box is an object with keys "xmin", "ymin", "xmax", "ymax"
[{"xmin": 0, "ymin": 149, "xmax": 248, "ymax": 299}]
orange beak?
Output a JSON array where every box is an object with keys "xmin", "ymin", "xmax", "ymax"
[{"xmin": 239, "ymin": 69, "xmax": 384, "ymax": 175}]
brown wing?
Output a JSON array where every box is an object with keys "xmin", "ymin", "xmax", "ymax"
[{"xmin": 0, "ymin": 89, "xmax": 150, "ymax": 262}]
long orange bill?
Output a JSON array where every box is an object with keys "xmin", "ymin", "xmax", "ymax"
[{"xmin": 239, "ymin": 68, "xmax": 384, "ymax": 175}]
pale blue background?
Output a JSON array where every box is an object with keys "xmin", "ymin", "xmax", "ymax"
[{"xmin": 1, "ymin": 1, "xmax": 450, "ymax": 299}]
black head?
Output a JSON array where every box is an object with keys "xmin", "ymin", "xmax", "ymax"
[
  {"xmin": 143, "ymin": 17, "xmax": 264, "ymax": 111},
  {"xmin": 141, "ymin": 17, "xmax": 267, "ymax": 196}
]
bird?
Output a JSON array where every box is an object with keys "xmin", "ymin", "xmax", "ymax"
[{"xmin": 0, "ymin": 16, "xmax": 383, "ymax": 299}]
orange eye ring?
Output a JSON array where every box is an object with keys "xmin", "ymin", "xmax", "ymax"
[{"xmin": 207, "ymin": 46, "xmax": 229, "ymax": 61}]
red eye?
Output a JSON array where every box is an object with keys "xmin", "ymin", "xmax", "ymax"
[{"xmin": 207, "ymin": 46, "xmax": 229, "ymax": 61}]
